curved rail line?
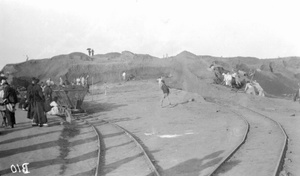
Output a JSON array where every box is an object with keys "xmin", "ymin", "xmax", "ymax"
[
  {"xmin": 207, "ymin": 102, "xmax": 288, "ymax": 176},
  {"xmin": 108, "ymin": 121, "xmax": 161, "ymax": 176},
  {"xmin": 81, "ymin": 117, "xmax": 160, "ymax": 176},
  {"xmin": 238, "ymin": 105, "xmax": 288, "ymax": 176},
  {"xmin": 91, "ymin": 124, "xmax": 102, "ymax": 176},
  {"xmin": 207, "ymin": 103, "xmax": 250, "ymax": 176}
]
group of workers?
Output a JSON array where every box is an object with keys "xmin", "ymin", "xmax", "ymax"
[{"xmin": 210, "ymin": 63, "xmax": 265, "ymax": 97}]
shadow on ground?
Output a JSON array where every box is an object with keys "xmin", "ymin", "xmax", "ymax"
[
  {"xmin": 82, "ymin": 102, "xmax": 127, "ymax": 114},
  {"xmin": 0, "ymin": 122, "xmax": 98, "ymax": 176},
  {"xmin": 160, "ymin": 150, "xmax": 226, "ymax": 176}
]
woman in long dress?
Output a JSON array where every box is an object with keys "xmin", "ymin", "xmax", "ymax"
[{"xmin": 31, "ymin": 78, "xmax": 48, "ymax": 127}]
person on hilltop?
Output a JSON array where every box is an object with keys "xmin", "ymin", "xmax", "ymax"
[
  {"xmin": 87, "ymin": 48, "xmax": 91, "ymax": 56},
  {"xmin": 157, "ymin": 77, "xmax": 171, "ymax": 107},
  {"xmin": 1, "ymin": 79, "xmax": 18, "ymax": 128}
]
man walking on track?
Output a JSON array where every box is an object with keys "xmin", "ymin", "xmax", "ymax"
[{"xmin": 158, "ymin": 77, "xmax": 171, "ymax": 107}]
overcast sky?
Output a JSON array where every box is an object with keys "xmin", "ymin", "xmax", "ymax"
[{"xmin": 1, "ymin": 0, "xmax": 300, "ymax": 70}]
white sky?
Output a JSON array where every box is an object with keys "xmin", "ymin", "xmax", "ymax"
[{"xmin": 1, "ymin": 0, "xmax": 300, "ymax": 70}]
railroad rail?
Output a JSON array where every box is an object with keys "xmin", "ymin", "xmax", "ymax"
[
  {"xmin": 207, "ymin": 104, "xmax": 250, "ymax": 176},
  {"xmin": 78, "ymin": 116, "xmax": 160, "ymax": 176},
  {"xmin": 207, "ymin": 101, "xmax": 288, "ymax": 176},
  {"xmin": 239, "ymin": 105, "xmax": 288, "ymax": 176}
]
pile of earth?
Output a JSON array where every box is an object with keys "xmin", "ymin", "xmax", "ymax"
[{"xmin": 1, "ymin": 51, "xmax": 300, "ymax": 98}]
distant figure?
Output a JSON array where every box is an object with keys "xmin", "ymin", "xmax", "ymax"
[
  {"xmin": 85, "ymin": 75, "xmax": 89, "ymax": 86},
  {"xmin": 76, "ymin": 77, "xmax": 81, "ymax": 85},
  {"xmin": 252, "ymin": 80, "xmax": 265, "ymax": 97},
  {"xmin": 44, "ymin": 80, "xmax": 53, "ymax": 112},
  {"xmin": 157, "ymin": 77, "xmax": 171, "ymax": 107},
  {"xmin": 222, "ymin": 73, "xmax": 233, "ymax": 87},
  {"xmin": 293, "ymin": 83, "xmax": 300, "ymax": 102},
  {"xmin": 59, "ymin": 77, "xmax": 63, "ymax": 86},
  {"xmin": 232, "ymin": 72, "xmax": 241, "ymax": 87},
  {"xmin": 244, "ymin": 81, "xmax": 256, "ymax": 95},
  {"xmin": 81, "ymin": 76, "xmax": 85, "ymax": 86},
  {"xmin": 91, "ymin": 49, "xmax": 94, "ymax": 56},
  {"xmin": 87, "ymin": 48, "xmax": 91, "ymax": 56},
  {"xmin": 26, "ymin": 55, "xmax": 29, "ymax": 61},
  {"xmin": 122, "ymin": 72, "xmax": 126, "ymax": 81},
  {"xmin": 86, "ymin": 75, "xmax": 90, "ymax": 92},
  {"xmin": 40, "ymin": 82, "xmax": 46, "ymax": 92}
]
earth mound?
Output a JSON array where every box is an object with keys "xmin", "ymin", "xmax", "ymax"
[{"xmin": 2, "ymin": 51, "xmax": 300, "ymax": 98}]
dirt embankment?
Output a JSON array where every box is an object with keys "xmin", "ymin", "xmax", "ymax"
[{"xmin": 2, "ymin": 51, "xmax": 300, "ymax": 98}]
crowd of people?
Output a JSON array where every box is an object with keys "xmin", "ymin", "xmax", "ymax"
[
  {"xmin": 210, "ymin": 62, "xmax": 265, "ymax": 97},
  {"xmin": 0, "ymin": 74, "xmax": 92, "ymax": 128},
  {"xmin": 58, "ymin": 75, "xmax": 89, "ymax": 89}
]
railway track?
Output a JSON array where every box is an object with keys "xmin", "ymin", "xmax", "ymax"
[
  {"xmin": 208, "ymin": 102, "xmax": 288, "ymax": 176},
  {"xmin": 78, "ymin": 115, "xmax": 160, "ymax": 176}
]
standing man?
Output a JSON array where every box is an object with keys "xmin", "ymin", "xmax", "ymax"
[
  {"xmin": 27, "ymin": 78, "xmax": 36, "ymax": 126},
  {"xmin": 157, "ymin": 77, "xmax": 171, "ymax": 107},
  {"xmin": 91, "ymin": 49, "xmax": 94, "ymax": 56},
  {"xmin": 1, "ymin": 79, "xmax": 18, "ymax": 128},
  {"xmin": 31, "ymin": 78, "xmax": 48, "ymax": 127}
]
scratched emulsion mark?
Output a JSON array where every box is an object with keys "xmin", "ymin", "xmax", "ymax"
[{"xmin": 57, "ymin": 122, "xmax": 80, "ymax": 175}]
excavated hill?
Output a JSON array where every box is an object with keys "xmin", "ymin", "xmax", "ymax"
[{"xmin": 2, "ymin": 51, "xmax": 300, "ymax": 98}]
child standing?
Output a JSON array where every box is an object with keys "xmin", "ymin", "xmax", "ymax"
[{"xmin": 157, "ymin": 77, "xmax": 171, "ymax": 107}]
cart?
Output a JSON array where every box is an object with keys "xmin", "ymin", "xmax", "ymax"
[{"xmin": 52, "ymin": 86, "xmax": 88, "ymax": 123}]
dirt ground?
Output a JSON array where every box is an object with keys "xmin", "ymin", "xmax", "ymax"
[
  {"xmin": 0, "ymin": 111, "xmax": 98, "ymax": 176},
  {"xmin": 1, "ymin": 79, "xmax": 299, "ymax": 176},
  {"xmin": 84, "ymin": 79, "xmax": 300, "ymax": 176}
]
